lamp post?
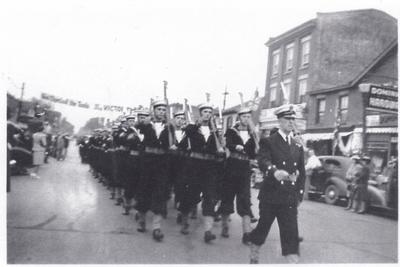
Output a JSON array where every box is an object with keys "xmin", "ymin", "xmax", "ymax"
[{"xmin": 358, "ymin": 83, "xmax": 371, "ymax": 154}]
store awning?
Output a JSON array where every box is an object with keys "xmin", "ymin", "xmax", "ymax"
[
  {"xmin": 302, "ymin": 132, "xmax": 333, "ymax": 141},
  {"xmin": 302, "ymin": 130, "xmax": 358, "ymax": 141},
  {"xmin": 366, "ymin": 127, "xmax": 398, "ymax": 134}
]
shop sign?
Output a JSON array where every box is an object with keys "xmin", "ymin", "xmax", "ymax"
[{"xmin": 367, "ymin": 85, "xmax": 398, "ymax": 113}]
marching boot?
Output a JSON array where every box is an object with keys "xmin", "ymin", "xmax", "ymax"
[
  {"xmin": 221, "ymin": 215, "xmax": 229, "ymax": 238},
  {"xmin": 242, "ymin": 232, "xmax": 251, "ymax": 245},
  {"xmin": 180, "ymin": 214, "xmax": 190, "ymax": 235},
  {"xmin": 357, "ymin": 201, "xmax": 366, "ymax": 214},
  {"xmin": 249, "ymin": 243, "xmax": 260, "ymax": 264},
  {"xmin": 176, "ymin": 212, "xmax": 183, "ymax": 224},
  {"xmin": 204, "ymin": 231, "xmax": 216, "ymax": 243},
  {"xmin": 285, "ymin": 254, "xmax": 299, "ymax": 264},
  {"xmin": 152, "ymin": 229, "xmax": 164, "ymax": 242},
  {"xmin": 190, "ymin": 206, "xmax": 198, "ymax": 219}
]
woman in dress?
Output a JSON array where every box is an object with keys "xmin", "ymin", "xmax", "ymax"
[{"xmin": 31, "ymin": 126, "xmax": 47, "ymax": 178}]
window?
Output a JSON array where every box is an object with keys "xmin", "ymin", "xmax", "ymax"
[
  {"xmin": 316, "ymin": 98, "xmax": 326, "ymax": 124},
  {"xmin": 339, "ymin": 95, "xmax": 349, "ymax": 122},
  {"xmin": 297, "ymin": 75, "xmax": 308, "ymax": 103},
  {"xmin": 300, "ymin": 35, "xmax": 311, "ymax": 66},
  {"xmin": 283, "ymin": 79, "xmax": 292, "ymax": 103},
  {"xmin": 270, "ymin": 84, "xmax": 277, "ymax": 107},
  {"xmin": 272, "ymin": 49, "xmax": 280, "ymax": 76},
  {"xmin": 285, "ymin": 43, "xmax": 294, "ymax": 72}
]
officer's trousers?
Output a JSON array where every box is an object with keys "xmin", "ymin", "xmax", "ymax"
[{"xmin": 249, "ymin": 202, "xmax": 299, "ymax": 256}]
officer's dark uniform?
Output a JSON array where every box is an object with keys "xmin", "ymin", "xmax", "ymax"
[
  {"xmin": 249, "ymin": 105, "xmax": 305, "ymax": 258},
  {"xmin": 219, "ymin": 108, "xmax": 256, "ymax": 243}
]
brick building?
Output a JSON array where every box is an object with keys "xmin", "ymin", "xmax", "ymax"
[{"xmin": 258, "ymin": 9, "xmax": 397, "ymax": 169}]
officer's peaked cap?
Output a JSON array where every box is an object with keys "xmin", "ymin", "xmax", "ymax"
[{"xmin": 274, "ymin": 104, "xmax": 296, "ymax": 119}]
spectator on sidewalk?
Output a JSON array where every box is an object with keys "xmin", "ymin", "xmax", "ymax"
[
  {"xmin": 31, "ymin": 126, "xmax": 47, "ymax": 179},
  {"xmin": 304, "ymin": 149, "xmax": 322, "ymax": 199}
]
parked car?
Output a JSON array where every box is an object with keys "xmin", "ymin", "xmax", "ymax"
[
  {"xmin": 366, "ymin": 160, "xmax": 398, "ymax": 213},
  {"xmin": 308, "ymin": 156, "xmax": 352, "ymax": 205}
]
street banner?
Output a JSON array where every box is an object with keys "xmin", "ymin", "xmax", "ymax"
[{"xmin": 40, "ymin": 92, "xmax": 138, "ymax": 114}]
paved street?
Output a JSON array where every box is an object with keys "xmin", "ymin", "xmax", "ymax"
[{"xmin": 7, "ymin": 145, "xmax": 398, "ymax": 264}]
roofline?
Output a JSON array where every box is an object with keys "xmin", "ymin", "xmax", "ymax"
[
  {"xmin": 265, "ymin": 19, "xmax": 316, "ymax": 47},
  {"xmin": 309, "ymin": 39, "xmax": 398, "ymax": 95}
]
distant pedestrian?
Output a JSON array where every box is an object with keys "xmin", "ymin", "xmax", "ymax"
[
  {"xmin": 345, "ymin": 154, "xmax": 362, "ymax": 211},
  {"xmin": 31, "ymin": 126, "xmax": 47, "ymax": 179}
]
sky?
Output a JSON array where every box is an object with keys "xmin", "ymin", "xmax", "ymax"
[{"xmin": 1, "ymin": 0, "xmax": 398, "ymax": 130}]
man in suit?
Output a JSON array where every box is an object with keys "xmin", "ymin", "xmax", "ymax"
[{"xmin": 249, "ymin": 104, "xmax": 305, "ymax": 264}]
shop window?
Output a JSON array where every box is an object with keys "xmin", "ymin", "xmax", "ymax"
[{"xmin": 316, "ymin": 98, "xmax": 326, "ymax": 124}]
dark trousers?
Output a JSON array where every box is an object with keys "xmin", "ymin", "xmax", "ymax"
[
  {"xmin": 135, "ymin": 153, "xmax": 168, "ymax": 216},
  {"xmin": 219, "ymin": 158, "xmax": 252, "ymax": 217},
  {"xmin": 178, "ymin": 158, "xmax": 221, "ymax": 217},
  {"xmin": 167, "ymin": 154, "xmax": 185, "ymax": 204},
  {"xmin": 249, "ymin": 202, "xmax": 300, "ymax": 256},
  {"xmin": 124, "ymin": 154, "xmax": 140, "ymax": 200}
]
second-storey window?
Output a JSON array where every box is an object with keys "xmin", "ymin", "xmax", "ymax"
[
  {"xmin": 316, "ymin": 98, "xmax": 326, "ymax": 124},
  {"xmin": 339, "ymin": 95, "xmax": 349, "ymax": 122},
  {"xmin": 285, "ymin": 43, "xmax": 294, "ymax": 72},
  {"xmin": 272, "ymin": 49, "xmax": 280, "ymax": 76},
  {"xmin": 300, "ymin": 35, "xmax": 311, "ymax": 66}
]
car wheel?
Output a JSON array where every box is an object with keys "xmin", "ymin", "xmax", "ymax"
[{"xmin": 324, "ymin": 184, "xmax": 339, "ymax": 205}]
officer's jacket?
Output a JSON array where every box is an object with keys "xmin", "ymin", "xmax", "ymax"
[
  {"xmin": 180, "ymin": 123, "xmax": 221, "ymax": 155},
  {"xmin": 257, "ymin": 132, "xmax": 306, "ymax": 205},
  {"xmin": 225, "ymin": 125, "xmax": 256, "ymax": 160}
]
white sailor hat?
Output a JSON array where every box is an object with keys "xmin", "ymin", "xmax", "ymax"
[
  {"xmin": 238, "ymin": 107, "xmax": 252, "ymax": 115},
  {"xmin": 351, "ymin": 154, "xmax": 361, "ymax": 160},
  {"xmin": 120, "ymin": 117, "xmax": 127, "ymax": 122},
  {"xmin": 198, "ymin": 103, "xmax": 213, "ymax": 112},
  {"xmin": 153, "ymin": 99, "xmax": 167, "ymax": 108},
  {"xmin": 111, "ymin": 125, "xmax": 119, "ymax": 130},
  {"xmin": 173, "ymin": 110, "xmax": 185, "ymax": 117},
  {"xmin": 125, "ymin": 114, "xmax": 136, "ymax": 120},
  {"xmin": 137, "ymin": 109, "xmax": 150, "ymax": 116},
  {"xmin": 274, "ymin": 104, "xmax": 296, "ymax": 119}
]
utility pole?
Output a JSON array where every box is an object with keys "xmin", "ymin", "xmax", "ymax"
[
  {"xmin": 222, "ymin": 85, "xmax": 229, "ymax": 111},
  {"xmin": 17, "ymin": 82, "xmax": 25, "ymax": 121}
]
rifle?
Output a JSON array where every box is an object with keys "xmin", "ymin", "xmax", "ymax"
[
  {"xmin": 209, "ymin": 114, "xmax": 225, "ymax": 154},
  {"xmin": 183, "ymin": 98, "xmax": 192, "ymax": 150},
  {"xmin": 163, "ymin": 81, "xmax": 174, "ymax": 148},
  {"xmin": 248, "ymin": 118, "xmax": 260, "ymax": 154}
]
